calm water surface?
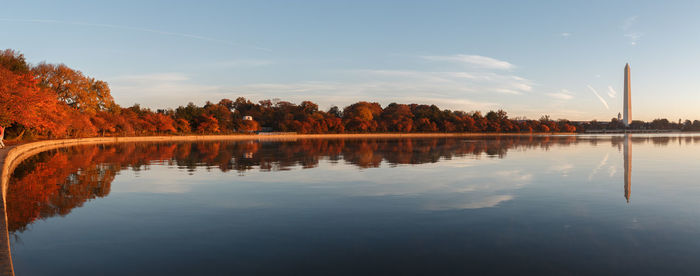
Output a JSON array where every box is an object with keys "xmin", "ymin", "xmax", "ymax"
[{"xmin": 8, "ymin": 135, "xmax": 700, "ymax": 275}]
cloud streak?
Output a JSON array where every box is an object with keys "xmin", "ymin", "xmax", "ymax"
[
  {"xmin": 622, "ymin": 16, "xmax": 642, "ymax": 46},
  {"xmin": 421, "ymin": 54, "xmax": 514, "ymax": 70},
  {"xmin": 588, "ymin": 153, "xmax": 609, "ymax": 181},
  {"xmin": 423, "ymin": 195, "xmax": 514, "ymax": 210},
  {"xmin": 622, "ymin": 16, "xmax": 638, "ymax": 31},
  {"xmin": 549, "ymin": 163, "xmax": 573, "ymax": 177},
  {"xmin": 625, "ymin": 32, "xmax": 643, "ymax": 45},
  {"xmin": 108, "ymin": 53, "xmax": 528, "ymax": 113},
  {"xmin": 587, "ymin": 85, "xmax": 609, "ymax": 109},
  {"xmin": 607, "ymin": 86, "xmax": 617, "ymax": 98},
  {"xmin": 547, "ymin": 89, "xmax": 574, "ymax": 100},
  {"xmin": 362, "ymin": 69, "xmax": 532, "ymax": 95},
  {"xmin": 108, "ymin": 72, "xmax": 501, "ymax": 111}
]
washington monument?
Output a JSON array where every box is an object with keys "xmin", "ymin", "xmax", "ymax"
[{"xmin": 623, "ymin": 63, "xmax": 632, "ymax": 127}]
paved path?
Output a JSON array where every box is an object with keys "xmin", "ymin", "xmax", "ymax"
[{"xmin": 0, "ymin": 145, "xmax": 15, "ymax": 276}]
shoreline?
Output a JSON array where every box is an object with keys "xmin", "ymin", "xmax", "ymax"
[{"xmin": 0, "ymin": 132, "xmax": 579, "ymax": 157}]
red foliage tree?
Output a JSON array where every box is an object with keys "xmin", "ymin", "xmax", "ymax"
[
  {"xmin": 239, "ymin": 120, "xmax": 261, "ymax": 133},
  {"xmin": 0, "ymin": 67, "xmax": 58, "ymax": 132},
  {"xmin": 196, "ymin": 115, "xmax": 220, "ymax": 133}
]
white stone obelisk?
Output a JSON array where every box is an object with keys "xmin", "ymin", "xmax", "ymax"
[{"xmin": 623, "ymin": 63, "xmax": 631, "ymax": 127}]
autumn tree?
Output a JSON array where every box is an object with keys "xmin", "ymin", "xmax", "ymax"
[
  {"xmin": 380, "ymin": 103, "xmax": 413, "ymax": 132},
  {"xmin": 32, "ymin": 63, "xmax": 117, "ymax": 114},
  {"xmin": 204, "ymin": 101, "xmax": 234, "ymax": 132},
  {"xmin": 343, "ymin": 101, "xmax": 382, "ymax": 132},
  {"xmin": 90, "ymin": 112, "xmax": 117, "ymax": 136},
  {"xmin": 196, "ymin": 115, "xmax": 220, "ymax": 133},
  {"xmin": 175, "ymin": 118, "xmax": 191, "ymax": 133},
  {"xmin": 239, "ymin": 120, "xmax": 261, "ymax": 133},
  {"xmin": 149, "ymin": 113, "xmax": 177, "ymax": 133},
  {"xmin": 0, "ymin": 66, "xmax": 59, "ymax": 135},
  {"xmin": 175, "ymin": 102, "xmax": 205, "ymax": 130},
  {"xmin": 328, "ymin": 106, "xmax": 342, "ymax": 118},
  {"xmin": 0, "ymin": 49, "xmax": 30, "ymax": 74}
]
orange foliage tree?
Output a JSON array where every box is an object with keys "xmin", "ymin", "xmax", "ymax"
[{"xmin": 0, "ymin": 66, "xmax": 59, "ymax": 134}]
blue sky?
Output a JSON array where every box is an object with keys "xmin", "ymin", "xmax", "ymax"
[{"xmin": 2, "ymin": 0, "xmax": 700, "ymax": 121}]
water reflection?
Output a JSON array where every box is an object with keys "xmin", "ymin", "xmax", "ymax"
[
  {"xmin": 8, "ymin": 134, "xmax": 686, "ymax": 233},
  {"xmin": 9, "ymin": 134, "xmax": 700, "ymax": 275},
  {"xmin": 624, "ymin": 134, "xmax": 632, "ymax": 203}
]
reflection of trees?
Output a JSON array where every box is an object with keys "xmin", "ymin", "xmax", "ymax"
[
  {"xmin": 8, "ymin": 146, "xmax": 117, "ymax": 233},
  {"xmin": 6, "ymin": 135, "xmax": 692, "ymax": 232}
]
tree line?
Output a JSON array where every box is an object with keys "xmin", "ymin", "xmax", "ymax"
[{"xmin": 1, "ymin": 49, "xmax": 697, "ymax": 140}]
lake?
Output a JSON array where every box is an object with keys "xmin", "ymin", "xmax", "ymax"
[{"xmin": 7, "ymin": 135, "xmax": 700, "ymax": 275}]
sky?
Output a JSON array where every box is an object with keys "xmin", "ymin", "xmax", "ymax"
[{"xmin": 2, "ymin": 0, "xmax": 700, "ymax": 121}]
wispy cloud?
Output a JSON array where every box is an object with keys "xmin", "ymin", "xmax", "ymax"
[
  {"xmin": 0, "ymin": 18, "xmax": 271, "ymax": 52},
  {"xmin": 561, "ymin": 32, "xmax": 571, "ymax": 38},
  {"xmin": 549, "ymin": 163, "xmax": 573, "ymax": 177},
  {"xmin": 109, "ymin": 73, "xmax": 223, "ymax": 106},
  {"xmin": 587, "ymin": 85, "xmax": 609, "ymax": 109},
  {"xmin": 608, "ymin": 165, "xmax": 617, "ymax": 177},
  {"xmin": 622, "ymin": 16, "xmax": 638, "ymax": 31},
  {"xmin": 625, "ymin": 32, "xmax": 643, "ymax": 45},
  {"xmin": 495, "ymin": 170, "xmax": 533, "ymax": 182},
  {"xmin": 424, "ymin": 195, "xmax": 514, "ymax": 210},
  {"xmin": 547, "ymin": 89, "xmax": 574, "ymax": 100},
  {"xmin": 363, "ymin": 69, "xmax": 532, "ymax": 95},
  {"xmin": 607, "ymin": 86, "xmax": 617, "ymax": 98},
  {"xmin": 622, "ymin": 16, "xmax": 642, "ymax": 46},
  {"xmin": 108, "ymin": 53, "xmax": 528, "ymax": 112},
  {"xmin": 421, "ymin": 54, "xmax": 515, "ymax": 70},
  {"xmin": 588, "ymin": 153, "xmax": 609, "ymax": 181},
  {"xmin": 109, "ymin": 72, "xmax": 501, "ymax": 111}
]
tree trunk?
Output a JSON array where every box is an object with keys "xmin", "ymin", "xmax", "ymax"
[{"xmin": 15, "ymin": 129, "xmax": 25, "ymax": 141}]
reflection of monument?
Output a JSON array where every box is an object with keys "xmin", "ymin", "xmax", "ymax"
[
  {"xmin": 623, "ymin": 63, "xmax": 632, "ymax": 127},
  {"xmin": 623, "ymin": 134, "xmax": 631, "ymax": 202}
]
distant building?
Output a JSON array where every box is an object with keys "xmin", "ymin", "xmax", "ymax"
[
  {"xmin": 243, "ymin": 116, "xmax": 253, "ymax": 121},
  {"xmin": 618, "ymin": 112, "xmax": 622, "ymax": 121}
]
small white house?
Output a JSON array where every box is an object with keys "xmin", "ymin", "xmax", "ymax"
[{"xmin": 243, "ymin": 116, "xmax": 253, "ymax": 121}]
